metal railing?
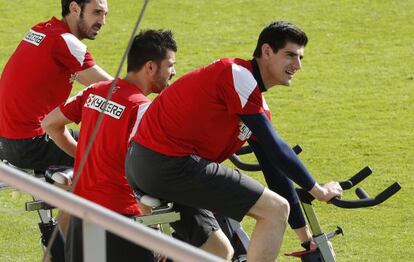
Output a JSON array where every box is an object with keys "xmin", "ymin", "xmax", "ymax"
[{"xmin": 0, "ymin": 164, "xmax": 224, "ymax": 262}]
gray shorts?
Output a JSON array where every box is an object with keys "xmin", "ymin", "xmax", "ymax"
[{"xmin": 125, "ymin": 142, "xmax": 264, "ymax": 243}]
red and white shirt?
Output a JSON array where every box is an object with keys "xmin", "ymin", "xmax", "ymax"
[
  {"xmin": 61, "ymin": 79, "xmax": 150, "ymax": 215},
  {"xmin": 133, "ymin": 58, "xmax": 270, "ymax": 163},
  {"xmin": 0, "ymin": 17, "xmax": 95, "ymax": 139}
]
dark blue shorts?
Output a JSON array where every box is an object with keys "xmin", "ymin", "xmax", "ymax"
[{"xmin": 0, "ymin": 130, "xmax": 78, "ymax": 172}]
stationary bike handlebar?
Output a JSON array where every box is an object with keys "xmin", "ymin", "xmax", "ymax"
[
  {"xmin": 230, "ymin": 146, "xmax": 401, "ymax": 209},
  {"xmin": 296, "ymin": 166, "xmax": 401, "ymax": 208},
  {"xmin": 330, "ymin": 166, "xmax": 401, "ymax": 208},
  {"xmin": 229, "ymin": 144, "xmax": 303, "ymax": 172}
]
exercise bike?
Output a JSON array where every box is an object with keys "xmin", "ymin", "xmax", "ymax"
[
  {"xmin": 134, "ymin": 145, "xmax": 304, "ymax": 262},
  {"xmin": 134, "ymin": 186, "xmax": 250, "ymax": 262},
  {"xmin": 229, "ymin": 145, "xmax": 401, "ymax": 262},
  {"xmin": 1, "ymin": 159, "xmax": 249, "ymax": 262},
  {"xmin": 0, "ymin": 160, "xmax": 73, "ymax": 262},
  {"xmin": 2, "ymin": 144, "xmax": 401, "ymax": 262}
]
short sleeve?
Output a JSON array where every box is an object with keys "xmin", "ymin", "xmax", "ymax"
[
  {"xmin": 53, "ymin": 33, "xmax": 95, "ymax": 72},
  {"xmin": 60, "ymin": 87, "xmax": 90, "ymax": 123},
  {"xmin": 219, "ymin": 63, "xmax": 264, "ymax": 115},
  {"xmin": 128, "ymin": 102, "xmax": 151, "ymax": 142}
]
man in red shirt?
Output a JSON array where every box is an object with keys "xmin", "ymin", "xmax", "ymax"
[
  {"xmin": 126, "ymin": 21, "xmax": 343, "ymax": 261},
  {"xmin": 42, "ymin": 29, "xmax": 177, "ymax": 262},
  {"xmin": 0, "ymin": 0, "xmax": 111, "ymax": 171},
  {"xmin": 0, "ymin": 1, "xmax": 111, "ymax": 260}
]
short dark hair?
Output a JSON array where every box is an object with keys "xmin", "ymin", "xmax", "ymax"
[
  {"xmin": 127, "ymin": 29, "xmax": 177, "ymax": 72},
  {"xmin": 61, "ymin": 0, "xmax": 91, "ymax": 17},
  {"xmin": 253, "ymin": 21, "xmax": 308, "ymax": 58}
]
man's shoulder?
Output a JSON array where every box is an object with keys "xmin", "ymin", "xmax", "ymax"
[
  {"xmin": 93, "ymin": 80, "xmax": 149, "ymax": 106},
  {"xmin": 129, "ymin": 92, "xmax": 150, "ymax": 106},
  {"xmin": 217, "ymin": 58, "xmax": 251, "ymax": 68},
  {"xmin": 221, "ymin": 58, "xmax": 255, "ymax": 87},
  {"xmin": 31, "ymin": 17, "xmax": 69, "ymax": 36},
  {"xmin": 204, "ymin": 58, "xmax": 253, "ymax": 78},
  {"xmin": 31, "ymin": 17, "xmax": 85, "ymax": 48}
]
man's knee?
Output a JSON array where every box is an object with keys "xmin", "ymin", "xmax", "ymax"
[
  {"xmin": 249, "ymin": 188, "xmax": 290, "ymax": 223},
  {"xmin": 200, "ymin": 229, "xmax": 234, "ymax": 260}
]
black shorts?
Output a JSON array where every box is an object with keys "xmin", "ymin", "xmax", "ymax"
[
  {"xmin": 171, "ymin": 204, "xmax": 220, "ymax": 247},
  {"xmin": 125, "ymin": 142, "xmax": 265, "ymax": 243},
  {"xmin": 0, "ymin": 130, "xmax": 78, "ymax": 172},
  {"xmin": 65, "ymin": 216, "xmax": 156, "ymax": 262}
]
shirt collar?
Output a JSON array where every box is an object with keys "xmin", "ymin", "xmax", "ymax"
[
  {"xmin": 251, "ymin": 59, "xmax": 266, "ymax": 93},
  {"xmin": 50, "ymin": 16, "xmax": 71, "ymax": 33},
  {"xmin": 117, "ymin": 78, "xmax": 145, "ymax": 95}
]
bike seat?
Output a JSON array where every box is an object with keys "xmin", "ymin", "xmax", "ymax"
[
  {"xmin": 133, "ymin": 189, "xmax": 180, "ymax": 226},
  {"xmin": 45, "ymin": 166, "xmax": 73, "ymax": 186},
  {"xmin": 134, "ymin": 189, "xmax": 171, "ymax": 209}
]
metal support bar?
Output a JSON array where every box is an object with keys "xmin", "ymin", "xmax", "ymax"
[
  {"xmin": 313, "ymin": 234, "xmax": 336, "ymax": 262},
  {"xmin": 300, "ymin": 202, "xmax": 323, "ymax": 235},
  {"xmin": 135, "ymin": 212, "xmax": 180, "ymax": 226},
  {"xmin": 83, "ymin": 221, "xmax": 106, "ymax": 262},
  {"xmin": 25, "ymin": 200, "xmax": 54, "ymax": 211}
]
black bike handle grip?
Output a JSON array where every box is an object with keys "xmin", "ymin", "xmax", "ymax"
[
  {"xmin": 355, "ymin": 187, "xmax": 370, "ymax": 199},
  {"xmin": 375, "ymin": 182, "xmax": 401, "ymax": 203},
  {"xmin": 292, "ymin": 144, "xmax": 303, "ymax": 155},
  {"xmin": 339, "ymin": 166, "xmax": 372, "ymax": 190},
  {"xmin": 330, "ymin": 182, "xmax": 401, "ymax": 208},
  {"xmin": 229, "ymin": 155, "xmax": 261, "ymax": 171},
  {"xmin": 235, "ymin": 146, "xmax": 254, "ymax": 156},
  {"xmin": 236, "ymin": 144, "xmax": 302, "ymax": 156},
  {"xmin": 230, "ymin": 145, "xmax": 302, "ymax": 172}
]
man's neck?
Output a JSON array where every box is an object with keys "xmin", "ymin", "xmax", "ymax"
[
  {"xmin": 62, "ymin": 16, "xmax": 81, "ymax": 40},
  {"xmin": 124, "ymin": 72, "xmax": 150, "ymax": 96},
  {"xmin": 251, "ymin": 59, "xmax": 267, "ymax": 92},
  {"xmin": 256, "ymin": 57, "xmax": 287, "ymax": 91}
]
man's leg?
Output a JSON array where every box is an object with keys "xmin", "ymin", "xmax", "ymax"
[
  {"xmin": 57, "ymin": 211, "xmax": 71, "ymax": 237},
  {"xmin": 200, "ymin": 230, "xmax": 234, "ymax": 260},
  {"xmin": 65, "ymin": 216, "xmax": 83, "ymax": 262},
  {"xmin": 126, "ymin": 143, "xmax": 282, "ymax": 261},
  {"xmin": 171, "ymin": 205, "xmax": 234, "ymax": 260},
  {"xmin": 246, "ymin": 188, "xmax": 290, "ymax": 262}
]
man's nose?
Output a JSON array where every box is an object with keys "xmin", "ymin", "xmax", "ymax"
[
  {"xmin": 293, "ymin": 57, "xmax": 302, "ymax": 70},
  {"xmin": 99, "ymin": 14, "xmax": 106, "ymax": 25}
]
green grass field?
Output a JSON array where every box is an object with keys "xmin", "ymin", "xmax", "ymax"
[{"xmin": 1, "ymin": 0, "xmax": 413, "ymax": 261}]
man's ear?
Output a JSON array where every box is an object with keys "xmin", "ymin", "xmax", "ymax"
[
  {"xmin": 69, "ymin": 1, "xmax": 81, "ymax": 16},
  {"xmin": 145, "ymin": 60, "xmax": 157, "ymax": 76},
  {"xmin": 261, "ymin": 43, "xmax": 273, "ymax": 59}
]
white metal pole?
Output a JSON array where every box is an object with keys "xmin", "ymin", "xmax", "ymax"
[{"xmin": 0, "ymin": 164, "xmax": 224, "ymax": 262}]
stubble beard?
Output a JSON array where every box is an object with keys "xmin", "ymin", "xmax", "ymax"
[{"xmin": 77, "ymin": 10, "xmax": 98, "ymax": 40}]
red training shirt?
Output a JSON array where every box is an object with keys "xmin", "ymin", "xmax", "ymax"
[
  {"xmin": 133, "ymin": 58, "xmax": 270, "ymax": 163},
  {"xmin": 0, "ymin": 17, "xmax": 95, "ymax": 139},
  {"xmin": 61, "ymin": 79, "xmax": 150, "ymax": 215}
]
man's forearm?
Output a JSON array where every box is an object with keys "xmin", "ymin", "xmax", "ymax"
[
  {"xmin": 294, "ymin": 225, "xmax": 312, "ymax": 243},
  {"xmin": 49, "ymin": 126, "xmax": 77, "ymax": 157},
  {"xmin": 41, "ymin": 108, "xmax": 77, "ymax": 157},
  {"xmin": 77, "ymin": 64, "xmax": 113, "ymax": 86}
]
